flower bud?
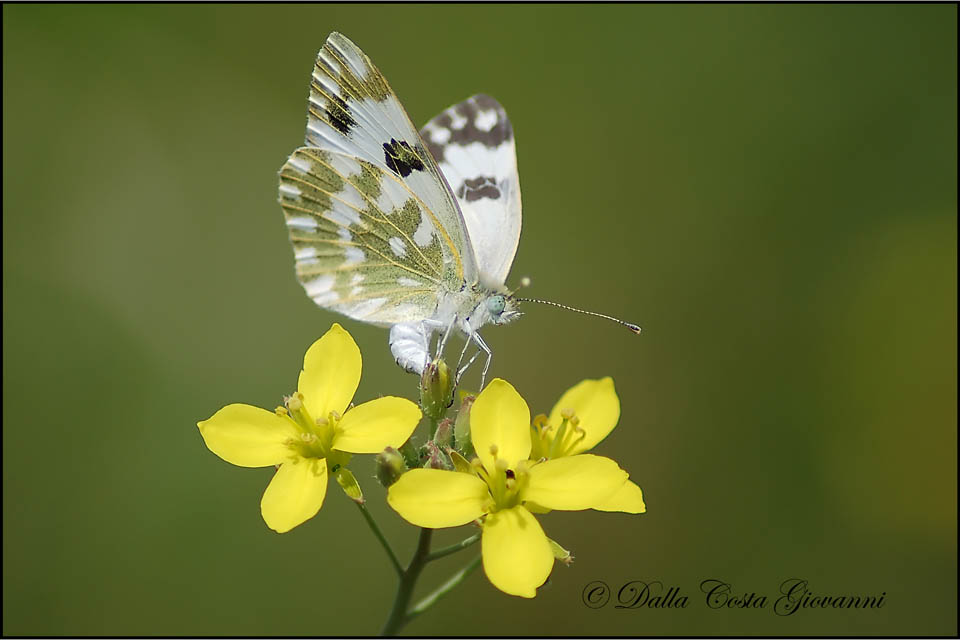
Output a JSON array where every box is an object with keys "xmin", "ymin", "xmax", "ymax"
[
  {"xmin": 398, "ymin": 439, "xmax": 420, "ymax": 469},
  {"xmin": 420, "ymin": 358, "xmax": 454, "ymax": 420},
  {"xmin": 454, "ymin": 394, "xmax": 475, "ymax": 458},
  {"xmin": 375, "ymin": 447, "xmax": 407, "ymax": 488},
  {"xmin": 335, "ymin": 467, "xmax": 364, "ymax": 504},
  {"xmin": 422, "ymin": 441, "xmax": 450, "ymax": 470},
  {"xmin": 434, "ymin": 418, "xmax": 453, "ymax": 448},
  {"xmin": 547, "ymin": 537, "xmax": 574, "ymax": 566}
]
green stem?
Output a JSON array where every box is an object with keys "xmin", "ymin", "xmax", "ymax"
[
  {"xmin": 381, "ymin": 527, "xmax": 433, "ymax": 636},
  {"xmin": 355, "ymin": 502, "xmax": 403, "ymax": 577},
  {"xmin": 426, "ymin": 531, "xmax": 481, "ymax": 562},
  {"xmin": 406, "ymin": 554, "xmax": 482, "ymax": 623}
]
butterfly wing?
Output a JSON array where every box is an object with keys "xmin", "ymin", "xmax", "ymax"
[
  {"xmin": 279, "ymin": 147, "xmax": 452, "ymax": 325},
  {"xmin": 295, "ymin": 32, "xmax": 478, "ymax": 298},
  {"xmin": 421, "ymin": 94, "xmax": 522, "ymax": 286}
]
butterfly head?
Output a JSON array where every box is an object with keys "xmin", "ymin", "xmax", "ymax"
[{"xmin": 483, "ymin": 293, "xmax": 522, "ymax": 326}]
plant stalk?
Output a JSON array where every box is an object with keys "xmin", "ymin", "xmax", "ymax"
[
  {"xmin": 407, "ymin": 554, "xmax": 482, "ymax": 622},
  {"xmin": 380, "ymin": 527, "xmax": 433, "ymax": 636},
  {"xmin": 426, "ymin": 531, "xmax": 481, "ymax": 562},
  {"xmin": 355, "ymin": 502, "xmax": 403, "ymax": 577}
]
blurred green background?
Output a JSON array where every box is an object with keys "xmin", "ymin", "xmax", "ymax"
[{"xmin": 3, "ymin": 4, "xmax": 956, "ymax": 636}]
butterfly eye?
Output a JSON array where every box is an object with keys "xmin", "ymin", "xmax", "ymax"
[{"xmin": 487, "ymin": 295, "xmax": 506, "ymax": 316}]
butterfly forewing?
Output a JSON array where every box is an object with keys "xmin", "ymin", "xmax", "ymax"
[
  {"xmin": 421, "ymin": 94, "xmax": 522, "ymax": 286},
  {"xmin": 301, "ymin": 32, "xmax": 477, "ymax": 288},
  {"xmin": 279, "ymin": 147, "xmax": 446, "ymax": 324}
]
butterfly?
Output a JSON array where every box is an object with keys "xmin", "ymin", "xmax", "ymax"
[{"xmin": 278, "ymin": 32, "xmax": 525, "ymax": 383}]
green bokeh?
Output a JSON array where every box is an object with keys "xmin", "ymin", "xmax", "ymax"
[{"xmin": 3, "ymin": 4, "xmax": 956, "ymax": 636}]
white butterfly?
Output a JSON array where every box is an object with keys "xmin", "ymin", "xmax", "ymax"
[{"xmin": 278, "ymin": 32, "xmax": 524, "ymax": 383}]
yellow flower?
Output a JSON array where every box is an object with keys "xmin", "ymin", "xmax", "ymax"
[
  {"xmin": 530, "ymin": 377, "xmax": 646, "ymax": 514},
  {"xmin": 198, "ymin": 323, "xmax": 422, "ymax": 533},
  {"xmin": 387, "ymin": 379, "xmax": 628, "ymax": 598}
]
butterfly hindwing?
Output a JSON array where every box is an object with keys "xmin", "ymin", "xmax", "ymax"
[
  {"xmin": 279, "ymin": 146, "xmax": 446, "ymax": 325},
  {"xmin": 303, "ymin": 32, "xmax": 477, "ymax": 285},
  {"xmin": 421, "ymin": 94, "xmax": 522, "ymax": 286}
]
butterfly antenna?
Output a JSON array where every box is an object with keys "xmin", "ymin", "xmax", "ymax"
[
  {"xmin": 508, "ymin": 276, "xmax": 533, "ymax": 296},
  {"xmin": 515, "ymin": 297, "xmax": 642, "ymax": 334}
]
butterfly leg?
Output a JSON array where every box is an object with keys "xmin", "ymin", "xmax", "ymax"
[
  {"xmin": 418, "ymin": 319, "xmax": 449, "ymax": 362},
  {"xmin": 457, "ymin": 344, "xmax": 482, "ymax": 384},
  {"xmin": 434, "ymin": 317, "xmax": 457, "ymax": 360},
  {"xmin": 474, "ymin": 333, "xmax": 493, "ymax": 390},
  {"xmin": 455, "ymin": 329, "xmax": 474, "ymax": 375},
  {"xmin": 455, "ymin": 332, "xmax": 492, "ymax": 388}
]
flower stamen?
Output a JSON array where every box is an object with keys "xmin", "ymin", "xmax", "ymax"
[{"xmin": 547, "ymin": 416, "xmax": 570, "ymax": 459}]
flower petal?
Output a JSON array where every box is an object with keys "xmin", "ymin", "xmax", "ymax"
[
  {"xmin": 471, "ymin": 379, "xmax": 531, "ymax": 472},
  {"xmin": 548, "ymin": 377, "xmax": 620, "ymax": 455},
  {"xmin": 524, "ymin": 454, "xmax": 628, "ymax": 511},
  {"xmin": 333, "ymin": 397, "xmax": 421, "ymax": 454},
  {"xmin": 298, "ymin": 323, "xmax": 361, "ymax": 418},
  {"xmin": 481, "ymin": 506, "xmax": 553, "ymax": 598},
  {"xmin": 197, "ymin": 404, "xmax": 298, "ymax": 468},
  {"xmin": 594, "ymin": 479, "xmax": 646, "ymax": 514},
  {"xmin": 261, "ymin": 457, "xmax": 328, "ymax": 533},
  {"xmin": 387, "ymin": 469, "xmax": 488, "ymax": 528}
]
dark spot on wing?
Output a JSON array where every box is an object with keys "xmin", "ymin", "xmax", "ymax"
[
  {"xmin": 450, "ymin": 95, "xmax": 512, "ymax": 147},
  {"xmin": 325, "ymin": 94, "xmax": 356, "ymax": 135},
  {"xmin": 455, "ymin": 176, "xmax": 501, "ymax": 202},
  {"xmin": 383, "ymin": 139, "xmax": 425, "ymax": 177},
  {"xmin": 419, "ymin": 95, "xmax": 514, "ymax": 164},
  {"xmin": 423, "ymin": 138, "xmax": 444, "ymax": 165}
]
